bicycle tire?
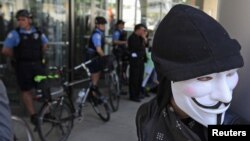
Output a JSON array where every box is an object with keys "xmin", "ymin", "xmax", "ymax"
[
  {"xmin": 12, "ymin": 116, "xmax": 34, "ymax": 141},
  {"xmin": 108, "ymin": 71, "xmax": 120, "ymax": 112},
  {"xmin": 37, "ymin": 99, "xmax": 74, "ymax": 141},
  {"xmin": 89, "ymin": 93, "xmax": 110, "ymax": 122}
]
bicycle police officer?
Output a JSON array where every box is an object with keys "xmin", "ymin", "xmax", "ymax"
[
  {"xmin": 112, "ymin": 19, "xmax": 128, "ymax": 93},
  {"xmin": 86, "ymin": 16, "xmax": 107, "ymax": 91},
  {"xmin": 1, "ymin": 9, "xmax": 49, "ymax": 125}
]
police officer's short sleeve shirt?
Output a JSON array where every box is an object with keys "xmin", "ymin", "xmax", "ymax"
[
  {"xmin": 112, "ymin": 30, "xmax": 120, "ymax": 41},
  {"xmin": 4, "ymin": 26, "xmax": 49, "ymax": 48},
  {"xmin": 92, "ymin": 29, "xmax": 103, "ymax": 48}
]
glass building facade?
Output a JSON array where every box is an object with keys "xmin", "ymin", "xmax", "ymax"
[{"xmin": 0, "ymin": 0, "xmax": 218, "ymax": 101}]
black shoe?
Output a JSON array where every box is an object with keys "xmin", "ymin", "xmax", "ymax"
[
  {"xmin": 130, "ymin": 98, "xmax": 141, "ymax": 102},
  {"xmin": 30, "ymin": 114, "xmax": 38, "ymax": 126},
  {"xmin": 93, "ymin": 95, "xmax": 106, "ymax": 106}
]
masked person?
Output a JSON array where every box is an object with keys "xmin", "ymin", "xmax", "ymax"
[{"xmin": 136, "ymin": 4, "xmax": 247, "ymax": 141}]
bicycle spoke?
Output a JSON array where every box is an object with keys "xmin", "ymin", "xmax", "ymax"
[{"xmin": 37, "ymin": 100, "xmax": 73, "ymax": 141}]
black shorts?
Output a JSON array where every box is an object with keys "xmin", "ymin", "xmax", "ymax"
[
  {"xmin": 85, "ymin": 53, "xmax": 104, "ymax": 73},
  {"xmin": 112, "ymin": 47, "xmax": 129, "ymax": 61},
  {"xmin": 15, "ymin": 62, "xmax": 46, "ymax": 91}
]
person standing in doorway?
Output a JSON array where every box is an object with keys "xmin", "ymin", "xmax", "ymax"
[
  {"xmin": 1, "ymin": 9, "xmax": 49, "ymax": 125},
  {"xmin": 128, "ymin": 24, "xmax": 148, "ymax": 102}
]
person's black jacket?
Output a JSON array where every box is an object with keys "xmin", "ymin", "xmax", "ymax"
[{"xmin": 136, "ymin": 97, "xmax": 247, "ymax": 141}]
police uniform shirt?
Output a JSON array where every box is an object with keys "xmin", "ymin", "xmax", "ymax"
[
  {"xmin": 88, "ymin": 29, "xmax": 104, "ymax": 53},
  {"xmin": 112, "ymin": 29, "xmax": 122, "ymax": 42},
  {"xmin": 4, "ymin": 26, "xmax": 48, "ymax": 49}
]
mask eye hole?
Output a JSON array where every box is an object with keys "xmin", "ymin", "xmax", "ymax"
[
  {"xmin": 227, "ymin": 71, "xmax": 236, "ymax": 77},
  {"xmin": 197, "ymin": 76, "xmax": 212, "ymax": 81}
]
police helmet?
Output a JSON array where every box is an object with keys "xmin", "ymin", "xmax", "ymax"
[
  {"xmin": 95, "ymin": 16, "xmax": 107, "ymax": 24},
  {"xmin": 16, "ymin": 9, "xmax": 32, "ymax": 19},
  {"xmin": 116, "ymin": 20, "xmax": 125, "ymax": 25}
]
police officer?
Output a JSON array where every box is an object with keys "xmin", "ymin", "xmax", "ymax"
[
  {"xmin": 86, "ymin": 16, "xmax": 107, "ymax": 90},
  {"xmin": 128, "ymin": 24, "xmax": 147, "ymax": 102},
  {"xmin": 112, "ymin": 19, "xmax": 128, "ymax": 93},
  {"xmin": 1, "ymin": 9, "xmax": 49, "ymax": 125}
]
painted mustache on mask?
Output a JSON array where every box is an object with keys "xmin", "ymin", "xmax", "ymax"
[{"xmin": 192, "ymin": 98, "xmax": 230, "ymax": 109}]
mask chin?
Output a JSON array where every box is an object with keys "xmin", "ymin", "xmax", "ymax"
[{"xmin": 171, "ymin": 81, "xmax": 228, "ymax": 127}]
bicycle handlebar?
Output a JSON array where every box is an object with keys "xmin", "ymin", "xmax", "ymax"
[{"xmin": 73, "ymin": 57, "xmax": 100, "ymax": 77}]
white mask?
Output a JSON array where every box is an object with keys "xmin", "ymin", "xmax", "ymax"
[{"xmin": 171, "ymin": 69, "xmax": 239, "ymax": 127}]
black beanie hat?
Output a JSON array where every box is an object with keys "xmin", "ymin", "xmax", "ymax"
[{"xmin": 152, "ymin": 4, "xmax": 244, "ymax": 82}]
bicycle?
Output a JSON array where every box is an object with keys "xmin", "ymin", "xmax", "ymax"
[
  {"xmin": 33, "ymin": 57, "xmax": 111, "ymax": 141},
  {"xmin": 103, "ymin": 55, "xmax": 120, "ymax": 112},
  {"xmin": 12, "ymin": 115, "xmax": 34, "ymax": 141}
]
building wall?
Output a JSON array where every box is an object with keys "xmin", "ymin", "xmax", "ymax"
[
  {"xmin": 203, "ymin": 0, "xmax": 218, "ymax": 19},
  {"xmin": 218, "ymin": 0, "xmax": 250, "ymax": 122}
]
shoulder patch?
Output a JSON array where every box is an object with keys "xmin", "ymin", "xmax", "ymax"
[
  {"xmin": 33, "ymin": 33, "xmax": 39, "ymax": 39},
  {"xmin": 96, "ymin": 34, "xmax": 101, "ymax": 40},
  {"xmin": 7, "ymin": 33, "xmax": 13, "ymax": 39}
]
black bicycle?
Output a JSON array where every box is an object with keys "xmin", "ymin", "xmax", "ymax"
[
  {"xmin": 103, "ymin": 55, "xmax": 120, "ymax": 112},
  {"xmin": 33, "ymin": 57, "xmax": 111, "ymax": 141}
]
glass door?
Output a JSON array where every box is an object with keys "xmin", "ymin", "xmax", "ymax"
[
  {"xmin": 30, "ymin": 0, "xmax": 69, "ymax": 67},
  {"xmin": 0, "ymin": 0, "xmax": 69, "ymax": 101}
]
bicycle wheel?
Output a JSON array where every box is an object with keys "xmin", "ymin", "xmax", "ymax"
[
  {"xmin": 12, "ymin": 116, "xmax": 34, "ymax": 141},
  {"xmin": 37, "ymin": 99, "xmax": 74, "ymax": 141},
  {"xmin": 108, "ymin": 71, "xmax": 120, "ymax": 112},
  {"xmin": 89, "ymin": 92, "xmax": 110, "ymax": 122}
]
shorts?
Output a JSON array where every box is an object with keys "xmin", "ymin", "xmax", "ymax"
[
  {"xmin": 15, "ymin": 62, "xmax": 46, "ymax": 91},
  {"xmin": 85, "ymin": 53, "xmax": 104, "ymax": 73},
  {"xmin": 112, "ymin": 47, "xmax": 129, "ymax": 61}
]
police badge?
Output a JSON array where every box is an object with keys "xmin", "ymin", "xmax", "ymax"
[{"xmin": 33, "ymin": 33, "xmax": 39, "ymax": 39}]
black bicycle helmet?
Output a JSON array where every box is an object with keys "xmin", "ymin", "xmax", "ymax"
[
  {"xmin": 95, "ymin": 16, "xmax": 107, "ymax": 24},
  {"xmin": 116, "ymin": 19, "xmax": 125, "ymax": 25},
  {"xmin": 16, "ymin": 9, "xmax": 32, "ymax": 19}
]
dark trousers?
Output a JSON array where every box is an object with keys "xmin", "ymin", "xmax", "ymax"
[{"xmin": 129, "ymin": 58, "xmax": 144, "ymax": 99}]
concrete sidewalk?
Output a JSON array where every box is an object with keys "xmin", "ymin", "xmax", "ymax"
[
  {"xmin": 21, "ymin": 93, "xmax": 154, "ymax": 141},
  {"xmin": 67, "ymin": 95, "xmax": 153, "ymax": 141}
]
